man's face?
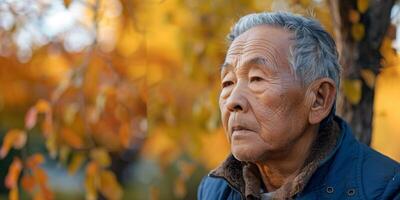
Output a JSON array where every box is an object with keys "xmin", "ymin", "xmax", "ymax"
[{"xmin": 219, "ymin": 25, "xmax": 310, "ymax": 162}]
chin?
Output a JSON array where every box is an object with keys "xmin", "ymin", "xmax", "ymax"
[{"xmin": 231, "ymin": 144, "xmax": 265, "ymax": 162}]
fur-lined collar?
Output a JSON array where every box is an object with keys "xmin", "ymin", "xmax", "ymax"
[{"xmin": 209, "ymin": 121, "xmax": 341, "ymax": 199}]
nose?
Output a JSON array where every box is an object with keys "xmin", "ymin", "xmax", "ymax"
[{"xmin": 226, "ymin": 85, "xmax": 249, "ymax": 113}]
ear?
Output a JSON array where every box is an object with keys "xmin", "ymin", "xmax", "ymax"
[{"xmin": 307, "ymin": 78, "xmax": 336, "ymax": 125}]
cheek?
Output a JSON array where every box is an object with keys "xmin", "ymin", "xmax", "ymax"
[{"xmin": 219, "ymin": 99, "xmax": 229, "ymax": 131}]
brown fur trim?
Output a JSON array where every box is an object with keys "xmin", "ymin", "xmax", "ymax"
[{"xmin": 209, "ymin": 121, "xmax": 341, "ymax": 200}]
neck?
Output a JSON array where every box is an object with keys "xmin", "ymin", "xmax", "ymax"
[{"xmin": 255, "ymin": 124, "xmax": 318, "ymax": 192}]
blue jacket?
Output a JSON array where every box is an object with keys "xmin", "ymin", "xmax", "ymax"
[{"xmin": 198, "ymin": 117, "xmax": 400, "ymax": 199}]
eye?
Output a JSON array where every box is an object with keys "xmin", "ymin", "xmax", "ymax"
[
  {"xmin": 222, "ymin": 81, "xmax": 234, "ymax": 88},
  {"xmin": 250, "ymin": 76, "xmax": 264, "ymax": 82}
]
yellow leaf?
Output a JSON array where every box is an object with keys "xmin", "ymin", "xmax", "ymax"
[
  {"xmin": 85, "ymin": 161, "xmax": 99, "ymax": 200},
  {"xmin": 5, "ymin": 157, "xmax": 22, "ymax": 189},
  {"xmin": 343, "ymin": 79, "xmax": 362, "ymax": 105},
  {"xmin": 64, "ymin": 103, "xmax": 79, "ymax": 125},
  {"xmin": 357, "ymin": 0, "xmax": 369, "ymax": 13},
  {"xmin": 351, "ymin": 23, "xmax": 365, "ymax": 42},
  {"xmin": 90, "ymin": 148, "xmax": 111, "ymax": 168},
  {"xmin": 45, "ymin": 133, "xmax": 57, "ymax": 159},
  {"xmin": 360, "ymin": 69, "xmax": 376, "ymax": 88},
  {"xmin": 35, "ymin": 99, "xmax": 51, "ymax": 113},
  {"xmin": 116, "ymin": 23, "xmax": 143, "ymax": 57},
  {"xmin": 59, "ymin": 145, "xmax": 70, "ymax": 164},
  {"xmin": 299, "ymin": 0, "xmax": 310, "ymax": 7},
  {"xmin": 348, "ymin": 9, "xmax": 360, "ymax": 23},
  {"xmin": 68, "ymin": 153, "xmax": 85, "ymax": 175},
  {"xmin": 99, "ymin": 170, "xmax": 123, "ymax": 200},
  {"xmin": 9, "ymin": 187, "xmax": 18, "ymax": 200},
  {"xmin": 0, "ymin": 129, "xmax": 27, "ymax": 159},
  {"xmin": 147, "ymin": 64, "xmax": 163, "ymax": 86}
]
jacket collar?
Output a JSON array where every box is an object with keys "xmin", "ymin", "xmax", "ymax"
[{"xmin": 209, "ymin": 118, "xmax": 343, "ymax": 199}]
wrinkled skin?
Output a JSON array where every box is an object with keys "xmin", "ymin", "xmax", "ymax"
[{"xmin": 219, "ymin": 25, "xmax": 314, "ymax": 163}]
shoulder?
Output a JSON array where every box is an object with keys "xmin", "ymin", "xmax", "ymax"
[
  {"xmin": 358, "ymin": 143, "xmax": 400, "ymax": 199},
  {"xmin": 197, "ymin": 176, "xmax": 241, "ymax": 200}
]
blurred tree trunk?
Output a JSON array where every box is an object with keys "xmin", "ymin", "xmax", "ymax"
[{"xmin": 328, "ymin": 0, "xmax": 395, "ymax": 145}]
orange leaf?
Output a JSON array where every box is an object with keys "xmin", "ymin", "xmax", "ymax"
[
  {"xmin": 60, "ymin": 128, "xmax": 84, "ymax": 149},
  {"xmin": 40, "ymin": 185, "xmax": 53, "ymax": 200},
  {"xmin": 0, "ymin": 129, "xmax": 27, "ymax": 159},
  {"xmin": 41, "ymin": 112, "xmax": 53, "ymax": 138},
  {"xmin": 348, "ymin": 9, "xmax": 360, "ymax": 24},
  {"xmin": 21, "ymin": 174, "xmax": 35, "ymax": 193},
  {"xmin": 174, "ymin": 175, "xmax": 186, "ymax": 198},
  {"xmin": 35, "ymin": 99, "xmax": 51, "ymax": 113},
  {"xmin": 63, "ymin": 0, "xmax": 72, "ymax": 7},
  {"xmin": 34, "ymin": 168, "xmax": 48, "ymax": 186},
  {"xmin": 86, "ymin": 161, "xmax": 99, "ymax": 176},
  {"xmin": 119, "ymin": 122, "xmax": 132, "ymax": 148},
  {"xmin": 25, "ymin": 107, "xmax": 38, "ymax": 130},
  {"xmin": 5, "ymin": 157, "xmax": 22, "ymax": 189},
  {"xmin": 26, "ymin": 154, "xmax": 45, "ymax": 169}
]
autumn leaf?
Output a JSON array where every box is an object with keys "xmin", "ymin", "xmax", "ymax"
[
  {"xmin": 357, "ymin": 0, "xmax": 369, "ymax": 13},
  {"xmin": 348, "ymin": 9, "xmax": 360, "ymax": 24},
  {"xmin": 63, "ymin": 0, "xmax": 72, "ymax": 8},
  {"xmin": 60, "ymin": 128, "xmax": 84, "ymax": 149},
  {"xmin": 34, "ymin": 168, "xmax": 48, "ymax": 186},
  {"xmin": 45, "ymin": 133, "xmax": 58, "ymax": 159},
  {"xmin": 41, "ymin": 112, "xmax": 53, "ymax": 138},
  {"xmin": 5, "ymin": 157, "xmax": 23, "ymax": 189},
  {"xmin": 119, "ymin": 122, "xmax": 132, "ymax": 148},
  {"xmin": 9, "ymin": 187, "xmax": 19, "ymax": 200},
  {"xmin": 299, "ymin": 0, "xmax": 310, "ymax": 7},
  {"xmin": 174, "ymin": 175, "xmax": 186, "ymax": 198},
  {"xmin": 21, "ymin": 174, "xmax": 35, "ymax": 193},
  {"xmin": 99, "ymin": 170, "xmax": 123, "ymax": 200},
  {"xmin": 351, "ymin": 23, "xmax": 365, "ymax": 42},
  {"xmin": 68, "ymin": 153, "xmax": 85, "ymax": 175},
  {"xmin": 361, "ymin": 69, "xmax": 376, "ymax": 89},
  {"xmin": 343, "ymin": 79, "xmax": 362, "ymax": 105},
  {"xmin": 90, "ymin": 148, "xmax": 111, "ymax": 168},
  {"xmin": 0, "ymin": 129, "xmax": 27, "ymax": 159},
  {"xmin": 35, "ymin": 99, "xmax": 51, "ymax": 113},
  {"xmin": 26, "ymin": 153, "xmax": 45, "ymax": 169},
  {"xmin": 25, "ymin": 107, "xmax": 38, "ymax": 130},
  {"xmin": 85, "ymin": 161, "xmax": 99, "ymax": 200}
]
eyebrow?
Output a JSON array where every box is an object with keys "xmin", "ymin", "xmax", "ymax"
[{"xmin": 220, "ymin": 57, "xmax": 274, "ymax": 72}]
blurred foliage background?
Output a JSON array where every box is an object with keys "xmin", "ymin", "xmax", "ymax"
[{"xmin": 0, "ymin": 0, "xmax": 399, "ymax": 199}]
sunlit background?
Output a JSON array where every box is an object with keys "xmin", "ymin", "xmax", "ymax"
[{"xmin": 0, "ymin": 0, "xmax": 399, "ymax": 199}]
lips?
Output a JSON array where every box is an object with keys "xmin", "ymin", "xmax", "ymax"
[
  {"xmin": 227, "ymin": 113, "xmax": 258, "ymax": 136},
  {"xmin": 232, "ymin": 125, "xmax": 252, "ymax": 132}
]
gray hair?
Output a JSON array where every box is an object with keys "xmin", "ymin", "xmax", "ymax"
[{"xmin": 228, "ymin": 12, "xmax": 341, "ymax": 89}]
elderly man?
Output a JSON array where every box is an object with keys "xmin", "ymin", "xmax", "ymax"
[{"xmin": 198, "ymin": 12, "xmax": 400, "ymax": 199}]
